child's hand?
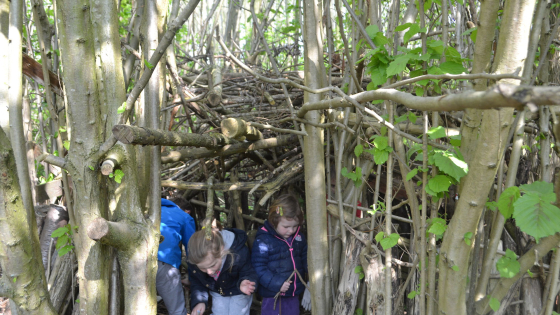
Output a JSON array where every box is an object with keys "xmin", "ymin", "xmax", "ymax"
[
  {"xmin": 240, "ymin": 279, "xmax": 256, "ymax": 295},
  {"xmin": 280, "ymin": 281, "xmax": 292, "ymax": 293},
  {"xmin": 191, "ymin": 303, "xmax": 206, "ymax": 315}
]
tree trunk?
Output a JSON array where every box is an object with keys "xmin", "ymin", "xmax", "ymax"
[
  {"xmin": 0, "ymin": 128, "xmax": 57, "ymax": 315},
  {"xmin": 302, "ymin": 0, "xmax": 330, "ymax": 313}
]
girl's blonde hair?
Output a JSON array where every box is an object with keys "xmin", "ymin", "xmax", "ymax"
[
  {"xmin": 268, "ymin": 194, "xmax": 304, "ymax": 228},
  {"xmin": 187, "ymin": 230, "xmax": 229, "ymax": 265}
]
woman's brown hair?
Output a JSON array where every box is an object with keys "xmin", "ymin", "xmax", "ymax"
[{"xmin": 268, "ymin": 194, "xmax": 304, "ymax": 228}]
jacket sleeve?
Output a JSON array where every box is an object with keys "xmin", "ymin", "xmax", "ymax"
[
  {"xmin": 187, "ymin": 263, "xmax": 209, "ymax": 308},
  {"xmin": 235, "ymin": 243, "xmax": 259, "ymax": 291},
  {"xmin": 251, "ymin": 236, "xmax": 291, "ymax": 293}
]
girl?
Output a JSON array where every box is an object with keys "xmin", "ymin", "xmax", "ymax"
[
  {"xmin": 252, "ymin": 194, "xmax": 309, "ymax": 315},
  {"xmin": 187, "ymin": 227, "xmax": 258, "ymax": 315}
]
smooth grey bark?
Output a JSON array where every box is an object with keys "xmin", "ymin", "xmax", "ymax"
[
  {"xmin": 0, "ymin": 0, "xmax": 8, "ymax": 136},
  {"xmin": 0, "ymin": 127, "xmax": 57, "ymax": 315},
  {"xmin": 54, "ymin": 1, "xmax": 111, "ymax": 313},
  {"xmin": 302, "ymin": 0, "xmax": 330, "ymax": 313},
  {"xmin": 438, "ymin": 0, "xmax": 537, "ymax": 313},
  {"xmin": 8, "ymin": 0, "xmax": 34, "ymax": 221}
]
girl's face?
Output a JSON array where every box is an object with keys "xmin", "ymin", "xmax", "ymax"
[
  {"xmin": 276, "ymin": 217, "xmax": 299, "ymax": 239},
  {"xmin": 196, "ymin": 250, "xmax": 223, "ymax": 277}
]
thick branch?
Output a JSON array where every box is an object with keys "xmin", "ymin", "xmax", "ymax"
[
  {"xmin": 113, "ymin": 124, "xmax": 236, "ymax": 148},
  {"xmin": 297, "ymin": 84, "xmax": 560, "ymax": 117},
  {"xmin": 161, "ymin": 134, "xmax": 297, "ymax": 162},
  {"xmin": 37, "ymin": 153, "xmax": 67, "ymax": 169},
  {"xmin": 221, "ymin": 118, "xmax": 263, "ymax": 140},
  {"xmin": 86, "ymin": 218, "xmax": 141, "ymax": 250}
]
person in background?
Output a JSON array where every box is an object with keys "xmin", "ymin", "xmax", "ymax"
[
  {"xmin": 251, "ymin": 194, "xmax": 310, "ymax": 315},
  {"xmin": 157, "ymin": 198, "xmax": 196, "ymax": 315},
  {"xmin": 187, "ymin": 227, "xmax": 258, "ymax": 315}
]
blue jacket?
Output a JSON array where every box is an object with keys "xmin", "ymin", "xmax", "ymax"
[
  {"xmin": 158, "ymin": 198, "xmax": 196, "ymax": 269},
  {"xmin": 188, "ymin": 228, "xmax": 258, "ymax": 308},
  {"xmin": 252, "ymin": 220, "xmax": 308, "ymax": 298}
]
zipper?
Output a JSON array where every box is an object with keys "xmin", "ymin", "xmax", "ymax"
[{"xmin": 274, "ymin": 226, "xmax": 300, "ymax": 296}]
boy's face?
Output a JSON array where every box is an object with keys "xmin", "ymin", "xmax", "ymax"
[{"xmin": 275, "ymin": 217, "xmax": 299, "ymax": 239}]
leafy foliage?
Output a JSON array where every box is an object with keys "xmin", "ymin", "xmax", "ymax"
[
  {"xmin": 513, "ymin": 181, "xmax": 560, "ymax": 240},
  {"xmin": 496, "ymin": 249, "xmax": 520, "ymax": 278},
  {"xmin": 52, "ymin": 224, "xmax": 77, "ymax": 257},
  {"xmin": 497, "ymin": 186, "xmax": 520, "ymax": 219},
  {"xmin": 375, "ymin": 232, "xmax": 401, "ymax": 250}
]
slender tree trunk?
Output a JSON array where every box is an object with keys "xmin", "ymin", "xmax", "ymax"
[
  {"xmin": 302, "ymin": 1, "xmax": 330, "ymax": 313},
  {"xmin": 0, "ymin": 0, "xmax": 8, "ymax": 135}
]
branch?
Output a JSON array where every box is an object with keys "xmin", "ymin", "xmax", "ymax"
[
  {"xmin": 189, "ymin": 199, "xmax": 264, "ymax": 224},
  {"xmin": 382, "ymin": 72, "xmax": 521, "ymax": 90},
  {"xmin": 86, "ymin": 218, "xmax": 141, "ymax": 250},
  {"xmin": 37, "ymin": 153, "xmax": 67, "ymax": 169},
  {"xmin": 247, "ymin": 122, "xmax": 308, "ymax": 136},
  {"xmin": 297, "ymin": 84, "xmax": 560, "ymax": 117},
  {"xmin": 112, "ymin": 125, "xmax": 236, "ymax": 148},
  {"xmin": 476, "ymin": 233, "xmax": 560, "ymax": 314},
  {"xmin": 119, "ymin": 0, "xmax": 201, "ymax": 124},
  {"xmin": 160, "ymin": 134, "xmax": 297, "ymax": 162}
]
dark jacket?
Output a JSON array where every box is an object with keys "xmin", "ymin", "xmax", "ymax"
[
  {"xmin": 188, "ymin": 228, "xmax": 258, "ymax": 308},
  {"xmin": 251, "ymin": 220, "xmax": 308, "ymax": 298}
]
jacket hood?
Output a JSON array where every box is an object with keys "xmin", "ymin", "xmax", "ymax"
[{"xmin": 226, "ymin": 228, "xmax": 248, "ymax": 252}]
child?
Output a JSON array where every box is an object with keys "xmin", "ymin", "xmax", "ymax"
[
  {"xmin": 252, "ymin": 194, "xmax": 308, "ymax": 315},
  {"xmin": 187, "ymin": 227, "xmax": 258, "ymax": 315}
]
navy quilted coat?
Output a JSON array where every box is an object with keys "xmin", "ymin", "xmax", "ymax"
[
  {"xmin": 187, "ymin": 228, "xmax": 258, "ymax": 308},
  {"xmin": 251, "ymin": 220, "xmax": 308, "ymax": 298}
]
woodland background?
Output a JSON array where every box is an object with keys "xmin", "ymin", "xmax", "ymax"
[{"xmin": 0, "ymin": 0, "xmax": 560, "ymax": 314}]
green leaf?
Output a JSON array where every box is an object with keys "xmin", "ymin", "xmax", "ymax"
[
  {"xmin": 374, "ymin": 136, "xmax": 389, "ymax": 150},
  {"xmin": 415, "ymin": 86, "xmax": 424, "ymax": 96},
  {"xmin": 439, "ymin": 61, "xmax": 467, "ymax": 74},
  {"xmin": 113, "ymin": 169, "xmax": 124, "ymax": 184},
  {"xmin": 373, "ymin": 33, "xmax": 389, "ymax": 47},
  {"xmin": 496, "ymin": 249, "xmax": 520, "ymax": 278},
  {"xmin": 408, "ymin": 112, "xmax": 418, "ymax": 123},
  {"xmin": 355, "ymin": 144, "xmax": 364, "ymax": 158},
  {"xmin": 432, "ymin": 150, "xmax": 468, "ymax": 182},
  {"xmin": 52, "ymin": 226, "xmax": 69, "ymax": 238},
  {"xmin": 464, "ymin": 232, "xmax": 473, "ymax": 246},
  {"xmin": 451, "ymin": 265, "xmax": 459, "ymax": 271},
  {"xmin": 355, "ymin": 308, "xmax": 364, "ymax": 315},
  {"xmin": 408, "ymin": 290, "xmax": 418, "ymax": 299},
  {"xmin": 13, "ymin": 277, "xmax": 16, "ymax": 283},
  {"xmin": 369, "ymin": 66, "xmax": 388, "ymax": 87},
  {"xmin": 58, "ymin": 245, "xmax": 74, "ymax": 257},
  {"xmin": 486, "ymin": 201, "xmax": 498, "ymax": 211},
  {"xmin": 59, "ymin": 126, "xmax": 67, "ymax": 132},
  {"xmin": 406, "ymin": 169, "xmax": 418, "ymax": 181},
  {"xmin": 449, "ymin": 135, "xmax": 461, "ymax": 147},
  {"xmin": 386, "ymin": 54, "xmax": 411, "ymax": 77},
  {"xmin": 365, "ymin": 25, "xmax": 380, "ymax": 39},
  {"xmin": 489, "ymin": 297, "xmax": 500, "ymax": 311},
  {"xmin": 88, "ymin": 165, "xmax": 95, "ymax": 171},
  {"xmin": 513, "ymin": 190, "xmax": 560, "ymax": 240},
  {"xmin": 427, "ymin": 126, "xmax": 447, "ymax": 139},
  {"xmin": 428, "ymin": 218, "xmax": 448, "ymax": 236},
  {"xmin": 56, "ymin": 235, "xmax": 69, "ymax": 249},
  {"xmin": 497, "ymin": 186, "xmax": 521, "ymax": 219},
  {"xmin": 375, "ymin": 231, "xmax": 385, "ymax": 243},
  {"xmin": 520, "ymin": 181, "xmax": 554, "ymax": 194},
  {"xmin": 403, "ymin": 24, "xmax": 420, "ymax": 43},
  {"xmin": 470, "ymin": 29, "xmax": 478, "ymax": 43},
  {"xmin": 395, "ymin": 115, "xmax": 408, "ymax": 124},
  {"xmin": 395, "ymin": 23, "xmax": 413, "ymax": 32},
  {"xmin": 428, "ymin": 175, "xmax": 452, "ymax": 194},
  {"xmin": 354, "ymin": 266, "xmax": 364, "ymax": 274},
  {"xmin": 374, "ymin": 149, "xmax": 390, "ymax": 165},
  {"xmin": 380, "ymin": 233, "xmax": 400, "ymax": 250},
  {"xmin": 527, "ymin": 269, "xmax": 534, "ymax": 277},
  {"xmin": 63, "ymin": 140, "xmax": 70, "ymax": 151},
  {"xmin": 117, "ymin": 102, "xmax": 127, "ymax": 114},
  {"xmin": 144, "ymin": 60, "xmax": 154, "ymax": 70}
]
